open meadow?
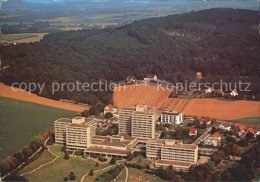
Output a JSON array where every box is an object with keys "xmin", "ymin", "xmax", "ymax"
[
  {"xmin": 19, "ymin": 145, "xmax": 111, "ymax": 182},
  {"xmin": 0, "ymin": 33, "xmax": 48, "ymax": 43},
  {"xmin": 0, "ymin": 82, "xmax": 89, "ymax": 112},
  {"xmin": 0, "ymin": 97, "xmax": 75, "ymax": 161}
]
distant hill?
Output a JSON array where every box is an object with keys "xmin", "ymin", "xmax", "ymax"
[{"xmin": 1, "ymin": 8, "xmax": 259, "ymax": 105}]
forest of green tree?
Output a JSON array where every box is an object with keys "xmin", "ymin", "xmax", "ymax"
[{"xmin": 1, "ymin": 8, "xmax": 259, "ymax": 105}]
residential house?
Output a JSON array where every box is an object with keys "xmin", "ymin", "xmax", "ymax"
[
  {"xmin": 205, "ymin": 87, "xmax": 213, "ymax": 94},
  {"xmin": 126, "ymin": 75, "xmax": 137, "ymax": 84},
  {"xmin": 234, "ymin": 125, "xmax": 245, "ymax": 136},
  {"xmin": 248, "ymin": 127, "xmax": 254, "ymax": 133},
  {"xmin": 204, "ymin": 132, "xmax": 221, "ymax": 147},
  {"xmin": 104, "ymin": 104, "xmax": 117, "ymax": 114},
  {"xmin": 196, "ymin": 72, "xmax": 203, "ymax": 79},
  {"xmin": 189, "ymin": 128, "xmax": 197, "ymax": 136},
  {"xmin": 144, "ymin": 74, "xmax": 157, "ymax": 82},
  {"xmin": 230, "ymin": 90, "xmax": 238, "ymax": 96},
  {"xmin": 218, "ymin": 89, "xmax": 225, "ymax": 96},
  {"xmin": 219, "ymin": 122, "xmax": 232, "ymax": 131}
]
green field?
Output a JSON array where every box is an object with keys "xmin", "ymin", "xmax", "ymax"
[
  {"xmin": 0, "ymin": 33, "xmax": 37, "ymax": 41},
  {"xmin": 0, "ymin": 97, "xmax": 75, "ymax": 161},
  {"xmin": 19, "ymin": 145, "xmax": 110, "ymax": 182},
  {"xmin": 233, "ymin": 117, "xmax": 260, "ymax": 124}
]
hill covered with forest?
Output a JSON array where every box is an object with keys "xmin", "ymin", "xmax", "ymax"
[{"xmin": 1, "ymin": 8, "xmax": 259, "ymax": 106}]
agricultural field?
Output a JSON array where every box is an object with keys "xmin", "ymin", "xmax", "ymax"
[
  {"xmin": 19, "ymin": 145, "xmax": 111, "ymax": 182},
  {"xmin": 0, "ymin": 33, "xmax": 47, "ymax": 43},
  {"xmin": 0, "ymin": 97, "xmax": 75, "ymax": 161},
  {"xmin": 234, "ymin": 117, "xmax": 260, "ymax": 124},
  {"xmin": 0, "ymin": 82, "xmax": 89, "ymax": 112},
  {"xmin": 113, "ymin": 84, "xmax": 260, "ymax": 120}
]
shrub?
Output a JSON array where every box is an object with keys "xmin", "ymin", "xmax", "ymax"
[
  {"xmin": 64, "ymin": 151, "xmax": 69, "ymax": 160},
  {"xmin": 109, "ymin": 157, "xmax": 116, "ymax": 164},
  {"xmin": 98, "ymin": 157, "xmax": 107, "ymax": 162},
  {"xmin": 89, "ymin": 169, "xmax": 94, "ymax": 176}
]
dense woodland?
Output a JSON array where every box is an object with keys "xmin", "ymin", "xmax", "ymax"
[{"xmin": 1, "ymin": 8, "xmax": 259, "ymax": 105}]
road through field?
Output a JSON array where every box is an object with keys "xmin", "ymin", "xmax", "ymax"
[{"xmin": 113, "ymin": 84, "xmax": 260, "ymax": 120}]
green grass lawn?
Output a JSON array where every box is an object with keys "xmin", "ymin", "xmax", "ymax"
[
  {"xmin": 0, "ymin": 33, "xmax": 38, "ymax": 41},
  {"xmin": 19, "ymin": 145, "xmax": 111, "ymax": 182},
  {"xmin": 233, "ymin": 117, "xmax": 260, "ymax": 124},
  {"xmin": 115, "ymin": 166, "xmax": 126, "ymax": 182},
  {"xmin": 131, "ymin": 155, "xmax": 152, "ymax": 167},
  {"xmin": 127, "ymin": 167, "xmax": 166, "ymax": 182},
  {"xmin": 0, "ymin": 97, "xmax": 75, "ymax": 161},
  {"xmin": 19, "ymin": 149, "xmax": 57, "ymax": 175}
]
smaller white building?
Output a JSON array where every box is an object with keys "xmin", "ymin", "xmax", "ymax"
[
  {"xmin": 230, "ymin": 90, "xmax": 238, "ymax": 96},
  {"xmin": 204, "ymin": 132, "xmax": 221, "ymax": 147},
  {"xmin": 219, "ymin": 122, "xmax": 232, "ymax": 131},
  {"xmin": 144, "ymin": 74, "xmax": 157, "ymax": 82},
  {"xmin": 160, "ymin": 110, "xmax": 184, "ymax": 124},
  {"xmin": 104, "ymin": 104, "xmax": 117, "ymax": 114},
  {"xmin": 205, "ymin": 87, "xmax": 213, "ymax": 94}
]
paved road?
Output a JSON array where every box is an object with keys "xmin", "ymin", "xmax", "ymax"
[
  {"xmin": 124, "ymin": 164, "xmax": 128, "ymax": 182},
  {"xmin": 193, "ymin": 128, "xmax": 211, "ymax": 145}
]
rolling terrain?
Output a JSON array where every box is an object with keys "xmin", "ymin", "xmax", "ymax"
[
  {"xmin": 0, "ymin": 97, "xmax": 75, "ymax": 161},
  {"xmin": 113, "ymin": 84, "xmax": 260, "ymax": 120},
  {"xmin": 0, "ymin": 83, "xmax": 89, "ymax": 112},
  {"xmin": 1, "ymin": 8, "xmax": 259, "ymax": 106}
]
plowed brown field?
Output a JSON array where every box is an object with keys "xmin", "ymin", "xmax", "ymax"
[
  {"xmin": 113, "ymin": 84, "xmax": 260, "ymax": 120},
  {"xmin": 0, "ymin": 83, "xmax": 88, "ymax": 112}
]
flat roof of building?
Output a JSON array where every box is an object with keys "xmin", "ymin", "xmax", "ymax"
[
  {"xmin": 147, "ymin": 139, "xmax": 167, "ymax": 145},
  {"xmin": 85, "ymin": 147, "xmax": 131, "ymax": 156},
  {"xmin": 119, "ymin": 107, "xmax": 136, "ymax": 111},
  {"xmin": 163, "ymin": 144, "xmax": 197, "ymax": 150},
  {"xmin": 147, "ymin": 139, "xmax": 197, "ymax": 150},
  {"xmin": 68, "ymin": 118, "xmax": 96, "ymax": 128},
  {"xmin": 91, "ymin": 133, "xmax": 136, "ymax": 148},
  {"xmin": 55, "ymin": 118, "xmax": 72, "ymax": 123},
  {"xmin": 155, "ymin": 160, "xmax": 192, "ymax": 168}
]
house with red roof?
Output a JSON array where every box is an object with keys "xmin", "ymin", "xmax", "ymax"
[
  {"xmin": 218, "ymin": 89, "xmax": 225, "ymax": 96},
  {"xmin": 230, "ymin": 90, "xmax": 238, "ymax": 96},
  {"xmin": 204, "ymin": 132, "xmax": 222, "ymax": 147},
  {"xmin": 104, "ymin": 104, "xmax": 117, "ymax": 114},
  {"xmin": 234, "ymin": 124, "xmax": 245, "ymax": 136},
  {"xmin": 189, "ymin": 128, "xmax": 197, "ymax": 136},
  {"xmin": 205, "ymin": 87, "xmax": 214, "ymax": 94},
  {"xmin": 248, "ymin": 127, "xmax": 254, "ymax": 133},
  {"xmin": 196, "ymin": 72, "xmax": 203, "ymax": 79}
]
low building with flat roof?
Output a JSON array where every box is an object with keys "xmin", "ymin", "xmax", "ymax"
[
  {"xmin": 146, "ymin": 138, "xmax": 198, "ymax": 171},
  {"xmin": 85, "ymin": 133, "xmax": 137, "ymax": 158}
]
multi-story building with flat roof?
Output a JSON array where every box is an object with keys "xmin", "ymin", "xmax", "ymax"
[
  {"xmin": 118, "ymin": 107, "xmax": 136, "ymax": 135},
  {"xmin": 119, "ymin": 105, "xmax": 156, "ymax": 140},
  {"xmin": 54, "ymin": 118, "xmax": 73, "ymax": 144},
  {"xmin": 160, "ymin": 110, "xmax": 184, "ymax": 124},
  {"xmin": 131, "ymin": 105, "xmax": 156, "ymax": 140},
  {"xmin": 54, "ymin": 116, "xmax": 97, "ymax": 150},
  {"xmin": 146, "ymin": 139, "xmax": 198, "ymax": 171}
]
